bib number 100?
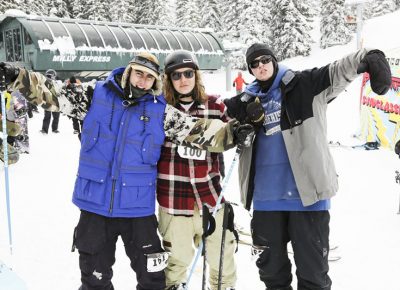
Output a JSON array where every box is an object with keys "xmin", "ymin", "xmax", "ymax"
[{"xmin": 177, "ymin": 145, "xmax": 206, "ymax": 160}]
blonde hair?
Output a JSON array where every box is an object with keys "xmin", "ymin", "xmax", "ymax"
[{"xmin": 163, "ymin": 70, "xmax": 208, "ymax": 106}]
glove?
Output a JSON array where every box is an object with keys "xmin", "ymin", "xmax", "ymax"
[
  {"xmin": 395, "ymin": 139, "xmax": 400, "ymax": 157},
  {"xmin": 357, "ymin": 50, "xmax": 391, "ymax": 95},
  {"xmin": 0, "ymin": 62, "xmax": 20, "ymax": 85},
  {"xmin": 233, "ymin": 123, "xmax": 255, "ymax": 148},
  {"xmin": 246, "ymin": 98, "xmax": 265, "ymax": 126}
]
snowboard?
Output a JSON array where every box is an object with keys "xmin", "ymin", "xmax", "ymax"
[
  {"xmin": 11, "ymin": 91, "xmax": 29, "ymax": 154},
  {"xmin": 0, "ymin": 261, "xmax": 27, "ymax": 290}
]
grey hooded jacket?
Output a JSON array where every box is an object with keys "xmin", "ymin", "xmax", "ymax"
[{"xmin": 226, "ymin": 49, "xmax": 370, "ymax": 209}]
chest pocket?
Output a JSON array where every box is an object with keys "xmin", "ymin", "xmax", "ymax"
[
  {"xmin": 81, "ymin": 122, "xmax": 100, "ymax": 152},
  {"xmin": 142, "ymin": 134, "xmax": 163, "ymax": 165}
]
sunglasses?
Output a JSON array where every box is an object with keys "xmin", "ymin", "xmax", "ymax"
[
  {"xmin": 249, "ymin": 55, "xmax": 273, "ymax": 69},
  {"xmin": 170, "ymin": 70, "xmax": 195, "ymax": 81}
]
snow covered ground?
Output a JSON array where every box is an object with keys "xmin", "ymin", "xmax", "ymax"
[{"xmin": 1, "ymin": 10, "xmax": 400, "ymax": 290}]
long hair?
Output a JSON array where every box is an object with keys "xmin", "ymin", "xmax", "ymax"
[{"xmin": 163, "ymin": 70, "xmax": 208, "ymax": 106}]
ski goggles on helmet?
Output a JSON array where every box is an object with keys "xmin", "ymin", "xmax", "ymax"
[
  {"xmin": 131, "ymin": 56, "xmax": 160, "ymax": 75},
  {"xmin": 249, "ymin": 55, "xmax": 273, "ymax": 69},
  {"xmin": 170, "ymin": 70, "xmax": 195, "ymax": 81}
]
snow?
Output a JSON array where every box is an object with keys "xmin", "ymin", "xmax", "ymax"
[{"xmin": 1, "ymin": 9, "xmax": 400, "ymax": 290}]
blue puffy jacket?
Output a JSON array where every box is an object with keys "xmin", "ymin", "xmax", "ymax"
[{"xmin": 72, "ymin": 67, "xmax": 167, "ymax": 217}]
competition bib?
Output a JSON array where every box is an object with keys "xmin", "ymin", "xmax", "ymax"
[
  {"xmin": 177, "ymin": 145, "xmax": 206, "ymax": 160},
  {"xmin": 146, "ymin": 252, "xmax": 170, "ymax": 272}
]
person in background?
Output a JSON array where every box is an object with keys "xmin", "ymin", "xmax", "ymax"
[
  {"xmin": 157, "ymin": 50, "xmax": 237, "ymax": 290},
  {"xmin": 232, "ymin": 71, "xmax": 248, "ymax": 95},
  {"xmin": 0, "ymin": 51, "xmax": 253, "ymax": 290},
  {"xmin": 40, "ymin": 69, "xmax": 61, "ymax": 134},
  {"xmin": 64, "ymin": 76, "xmax": 84, "ymax": 139},
  {"xmin": 224, "ymin": 43, "xmax": 391, "ymax": 290}
]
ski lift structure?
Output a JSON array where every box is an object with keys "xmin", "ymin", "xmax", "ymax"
[
  {"xmin": 345, "ymin": 0, "xmax": 373, "ymax": 49},
  {"xmin": 0, "ymin": 11, "xmax": 225, "ymax": 80}
]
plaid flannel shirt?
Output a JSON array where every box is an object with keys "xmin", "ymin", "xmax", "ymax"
[{"xmin": 157, "ymin": 95, "xmax": 229, "ymax": 216}]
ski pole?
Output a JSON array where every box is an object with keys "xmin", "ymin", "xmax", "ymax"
[
  {"xmin": 185, "ymin": 146, "xmax": 243, "ymax": 289},
  {"xmin": 201, "ymin": 204, "xmax": 215, "ymax": 290},
  {"xmin": 395, "ymin": 171, "xmax": 400, "ymax": 214},
  {"xmin": 217, "ymin": 202, "xmax": 231, "ymax": 290},
  {"xmin": 0, "ymin": 74, "xmax": 13, "ymax": 255}
]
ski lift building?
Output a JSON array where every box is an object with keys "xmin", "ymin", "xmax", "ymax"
[{"xmin": 0, "ymin": 12, "xmax": 224, "ymax": 80}]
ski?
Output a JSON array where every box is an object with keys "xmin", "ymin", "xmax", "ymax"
[{"xmin": 328, "ymin": 140, "xmax": 379, "ymax": 150}]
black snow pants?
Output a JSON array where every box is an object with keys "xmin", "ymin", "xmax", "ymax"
[
  {"xmin": 72, "ymin": 210, "xmax": 166, "ymax": 290},
  {"xmin": 42, "ymin": 110, "xmax": 60, "ymax": 133},
  {"xmin": 251, "ymin": 211, "xmax": 332, "ymax": 290}
]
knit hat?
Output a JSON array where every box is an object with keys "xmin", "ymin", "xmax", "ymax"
[
  {"xmin": 245, "ymin": 43, "xmax": 277, "ymax": 74},
  {"xmin": 121, "ymin": 51, "xmax": 162, "ymax": 95}
]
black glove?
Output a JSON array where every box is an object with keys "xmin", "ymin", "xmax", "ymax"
[
  {"xmin": 0, "ymin": 62, "xmax": 20, "ymax": 85},
  {"xmin": 395, "ymin": 139, "xmax": 400, "ymax": 158},
  {"xmin": 233, "ymin": 123, "xmax": 255, "ymax": 148},
  {"xmin": 246, "ymin": 98, "xmax": 265, "ymax": 126},
  {"xmin": 357, "ymin": 50, "xmax": 391, "ymax": 95}
]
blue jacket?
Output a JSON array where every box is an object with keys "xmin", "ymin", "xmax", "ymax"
[{"xmin": 72, "ymin": 67, "xmax": 167, "ymax": 217}]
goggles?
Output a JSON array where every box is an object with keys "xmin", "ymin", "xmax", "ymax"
[{"xmin": 131, "ymin": 56, "xmax": 160, "ymax": 74}]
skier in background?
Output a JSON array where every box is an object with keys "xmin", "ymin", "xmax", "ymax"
[
  {"xmin": 224, "ymin": 43, "xmax": 391, "ymax": 290},
  {"xmin": 232, "ymin": 71, "xmax": 248, "ymax": 95},
  {"xmin": 40, "ymin": 69, "xmax": 61, "ymax": 134}
]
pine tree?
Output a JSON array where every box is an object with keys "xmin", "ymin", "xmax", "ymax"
[
  {"xmin": 320, "ymin": 0, "xmax": 351, "ymax": 49},
  {"xmin": 270, "ymin": 0, "xmax": 312, "ymax": 60},
  {"xmin": 293, "ymin": 0, "xmax": 314, "ymax": 22},
  {"xmin": 220, "ymin": 0, "xmax": 241, "ymax": 40},
  {"xmin": 139, "ymin": 0, "xmax": 170, "ymax": 26},
  {"xmin": 176, "ymin": 0, "xmax": 201, "ymax": 28},
  {"xmin": 49, "ymin": 0, "xmax": 70, "ymax": 18},
  {"xmin": 109, "ymin": 0, "xmax": 128, "ymax": 22},
  {"xmin": 238, "ymin": 1, "xmax": 266, "ymax": 46},
  {"xmin": 125, "ymin": 0, "xmax": 143, "ymax": 23},
  {"xmin": 371, "ymin": 0, "xmax": 396, "ymax": 17},
  {"xmin": 199, "ymin": 0, "xmax": 223, "ymax": 31},
  {"xmin": 0, "ymin": 0, "xmax": 19, "ymax": 14},
  {"xmin": 73, "ymin": 0, "xmax": 109, "ymax": 21}
]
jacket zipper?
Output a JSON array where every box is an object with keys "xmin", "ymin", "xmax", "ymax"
[{"xmin": 109, "ymin": 179, "xmax": 116, "ymax": 214}]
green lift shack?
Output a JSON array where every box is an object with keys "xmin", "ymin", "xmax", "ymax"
[{"xmin": 0, "ymin": 11, "xmax": 224, "ymax": 80}]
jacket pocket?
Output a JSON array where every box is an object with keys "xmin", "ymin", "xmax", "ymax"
[
  {"xmin": 81, "ymin": 122, "xmax": 100, "ymax": 152},
  {"xmin": 119, "ymin": 173, "xmax": 155, "ymax": 209},
  {"xmin": 73, "ymin": 166, "xmax": 108, "ymax": 205},
  {"xmin": 142, "ymin": 134, "xmax": 162, "ymax": 165}
]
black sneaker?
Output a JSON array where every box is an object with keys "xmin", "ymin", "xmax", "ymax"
[
  {"xmin": 52, "ymin": 130, "xmax": 60, "ymax": 133},
  {"xmin": 40, "ymin": 130, "xmax": 48, "ymax": 134}
]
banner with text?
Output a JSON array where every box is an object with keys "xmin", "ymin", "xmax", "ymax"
[{"xmin": 359, "ymin": 47, "xmax": 400, "ymax": 149}]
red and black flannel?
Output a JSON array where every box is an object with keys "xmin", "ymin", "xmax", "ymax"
[{"xmin": 157, "ymin": 95, "xmax": 229, "ymax": 216}]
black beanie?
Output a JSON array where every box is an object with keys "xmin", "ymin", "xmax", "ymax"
[{"xmin": 246, "ymin": 43, "xmax": 277, "ymax": 74}]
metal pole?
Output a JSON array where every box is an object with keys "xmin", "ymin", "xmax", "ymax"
[
  {"xmin": 225, "ymin": 51, "xmax": 232, "ymax": 92},
  {"xmin": 1, "ymin": 75, "xmax": 13, "ymax": 255},
  {"xmin": 395, "ymin": 171, "xmax": 400, "ymax": 214},
  {"xmin": 356, "ymin": 3, "xmax": 364, "ymax": 50}
]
